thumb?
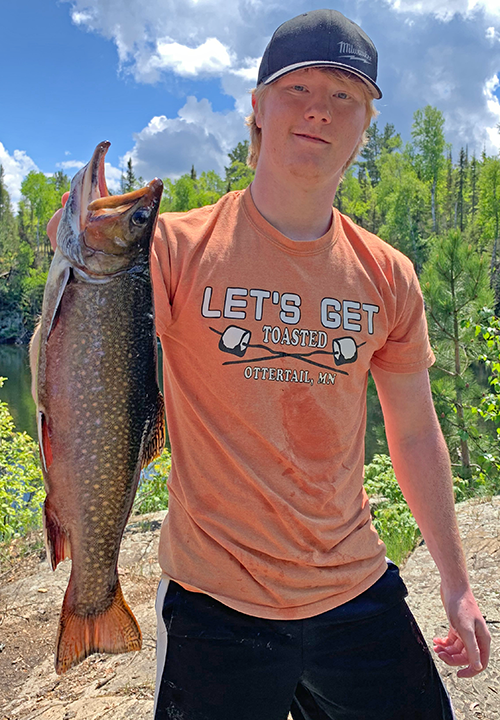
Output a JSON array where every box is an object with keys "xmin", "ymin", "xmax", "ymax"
[{"xmin": 47, "ymin": 192, "xmax": 70, "ymax": 250}]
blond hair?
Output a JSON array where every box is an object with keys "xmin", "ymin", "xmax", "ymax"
[{"xmin": 245, "ymin": 68, "xmax": 378, "ymax": 171}]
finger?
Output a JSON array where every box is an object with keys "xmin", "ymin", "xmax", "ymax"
[
  {"xmin": 456, "ymin": 626, "xmax": 482, "ymax": 674},
  {"xmin": 46, "ymin": 207, "xmax": 64, "ymax": 250},
  {"xmin": 476, "ymin": 620, "xmax": 492, "ymax": 671},
  {"xmin": 433, "ymin": 635, "xmax": 452, "ymax": 646},
  {"xmin": 61, "ymin": 191, "xmax": 70, "ymax": 207},
  {"xmin": 433, "ymin": 637, "xmax": 464, "ymax": 654},
  {"xmin": 433, "ymin": 630, "xmax": 463, "ymax": 653},
  {"xmin": 434, "ymin": 648, "xmax": 468, "ymax": 666},
  {"xmin": 457, "ymin": 664, "xmax": 483, "ymax": 679}
]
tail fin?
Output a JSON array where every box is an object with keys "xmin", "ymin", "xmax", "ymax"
[{"xmin": 55, "ymin": 577, "xmax": 142, "ymax": 675}]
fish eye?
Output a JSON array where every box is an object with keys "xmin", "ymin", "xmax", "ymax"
[{"xmin": 131, "ymin": 208, "xmax": 151, "ymax": 226}]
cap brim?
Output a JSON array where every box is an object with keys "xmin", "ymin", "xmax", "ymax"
[{"xmin": 262, "ymin": 61, "xmax": 382, "ymax": 99}]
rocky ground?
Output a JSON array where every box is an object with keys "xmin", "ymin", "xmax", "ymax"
[{"xmin": 0, "ymin": 499, "xmax": 498, "ymax": 720}]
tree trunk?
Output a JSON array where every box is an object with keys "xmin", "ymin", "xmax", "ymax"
[
  {"xmin": 431, "ymin": 176, "xmax": 437, "ymax": 233},
  {"xmin": 451, "ymin": 273, "xmax": 471, "ymax": 479}
]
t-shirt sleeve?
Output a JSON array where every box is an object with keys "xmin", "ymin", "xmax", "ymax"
[
  {"xmin": 370, "ymin": 259, "xmax": 435, "ymax": 373},
  {"xmin": 151, "ymin": 215, "xmax": 173, "ymax": 336}
]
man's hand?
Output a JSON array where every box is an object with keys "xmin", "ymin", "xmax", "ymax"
[
  {"xmin": 371, "ymin": 365, "xmax": 491, "ymax": 679},
  {"xmin": 433, "ymin": 585, "xmax": 491, "ymax": 678},
  {"xmin": 47, "ymin": 191, "xmax": 69, "ymax": 250}
]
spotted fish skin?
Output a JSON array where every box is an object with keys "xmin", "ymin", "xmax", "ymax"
[{"xmin": 34, "ymin": 141, "xmax": 164, "ymax": 674}]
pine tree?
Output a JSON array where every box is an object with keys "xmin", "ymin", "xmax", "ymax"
[
  {"xmin": 422, "ymin": 231, "xmax": 494, "ymax": 480},
  {"xmin": 122, "ymin": 158, "xmax": 140, "ymax": 193},
  {"xmin": 358, "ymin": 122, "xmax": 401, "ymax": 186}
]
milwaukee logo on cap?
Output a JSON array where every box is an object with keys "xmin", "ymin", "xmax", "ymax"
[{"xmin": 338, "ymin": 42, "xmax": 372, "ymax": 65}]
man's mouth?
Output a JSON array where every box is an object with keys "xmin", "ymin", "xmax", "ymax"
[{"xmin": 294, "ymin": 133, "xmax": 329, "ymax": 144}]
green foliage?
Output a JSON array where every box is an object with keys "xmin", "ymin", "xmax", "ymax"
[
  {"xmin": 0, "ymin": 377, "xmax": 44, "ymax": 541},
  {"xmin": 337, "ymin": 167, "xmax": 374, "ymax": 227},
  {"xmin": 363, "ymin": 454, "xmax": 420, "ymax": 565},
  {"xmin": 18, "ymin": 171, "xmax": 69, "ymax": 267},
  {"xmin": 0, "ymin": 165, "xmax": 34, "ymax": 340},
  {"xmin": 422, "ymin": 231, "xmax": 494, "ymax": 480},
  {"xmin": 478, "ymin": 157, "xmax": 500, "ymax": 243},
  {"xmin": 468, "ymin": 310, "xmax": 500, "ymax": 493},
  {"xmin": 411, "ymin": 106, "xmax": 447, "ymax": 186},
  {"xmin": 225, "ymin": 140, "xmax": 255, "ymax": 191},
  {"xmin": 358, "ymin": 122, "xmax": 402, "ymax": 186},
  {"xmin": 20, "ymin": 267, "xmax": 48, "ymax": 335},
  {"xmin": 133, "ymin": 449, "xmax": 171, "ymax": 515},
  {"xmin": 160, "ymin": 170, "xmax": 227, "ymax": 213},
  {"xmin": 375, "ymin": 146, "xmax": 429, "ymax": 269}
]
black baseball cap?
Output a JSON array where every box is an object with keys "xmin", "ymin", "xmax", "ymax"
[{"xmin": 257, "ymin": 9, "xmax": 382, "ymax": 99}]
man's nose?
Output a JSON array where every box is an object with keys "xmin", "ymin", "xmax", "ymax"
[{"xmin": 304, "ymin": 100, "xmax": 332, "ymax": 123}]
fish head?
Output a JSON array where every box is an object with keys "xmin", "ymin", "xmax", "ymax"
[{"xmin": 57, "ymin": 141, "xmax": 163, "ymax": 276}]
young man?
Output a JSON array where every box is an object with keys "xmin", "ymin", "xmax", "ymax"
[
  {"xmin": 148, "ymin": 10, "xmax": 491, "ymax": 719},
  {"xmin": 48, "ymin": 9, "xmax": 490, "ymax": 719}
]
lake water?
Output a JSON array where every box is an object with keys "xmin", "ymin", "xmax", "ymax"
[
  {"xmin": 0, "ymin": 344, "xmax": 37, "ymax": 439},
  {"xmin": 0, "ymin": 342, "xmax": 166, "ymax": 444}
]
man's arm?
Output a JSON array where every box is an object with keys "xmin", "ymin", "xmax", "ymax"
[{"xmin": 370, "ymin": 364, "xmax": 491, "ymax": 678}]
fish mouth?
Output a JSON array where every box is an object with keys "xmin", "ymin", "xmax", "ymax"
[
  {"xmin": 76, "ymin": 142, "xmax": 162, "ymax": 234},
  {"xmin": 73, "ymin": 142, "xmax": 163, "ymax": 258}
]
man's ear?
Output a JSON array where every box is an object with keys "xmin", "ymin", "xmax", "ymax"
[{"xmin": 252, "ymin": 93, "xmax": 262, "ymax": 129}]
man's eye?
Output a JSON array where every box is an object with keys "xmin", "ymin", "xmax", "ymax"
[
  {"xmin": 336, "ymin": 92, "xmax": 350, "ymax": 100},
  {"xmin": 293, "ymin": 85, "xmax": 306, "ymax": 91}
]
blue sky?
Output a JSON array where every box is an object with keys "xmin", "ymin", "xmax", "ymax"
[{"xmin": 1, "ymin": 0, "xmax": 499, "ymax": 208}]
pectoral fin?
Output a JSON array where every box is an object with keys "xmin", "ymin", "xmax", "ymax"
[
  {"xmin": 140, "ymin": 393, "xmax": 166, "ymax": 469},
  {"xmin": 43, "ymin": 496, "xmax": 71, "ymax": 570}
]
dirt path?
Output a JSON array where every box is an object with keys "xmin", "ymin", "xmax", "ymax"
[{"xmin": 1, "ymin": 500, "xmax": 498, "ymax": 720}]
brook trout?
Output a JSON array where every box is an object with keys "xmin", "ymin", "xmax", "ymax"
[{"xmin": 31, "ymin": 141, "xmax": 165, "ymax": 674}]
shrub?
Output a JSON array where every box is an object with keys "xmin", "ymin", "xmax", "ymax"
[
  {"xmin": 0, "ymin": 377, "xmax": 44, "ymax": 541},
  {"xmin": 364, "ymin": 454, "xmax": 420, "ymax": 565},
  {"xmin": 133, "ymin": 449, "xmax": 171, "ymax": 515}
]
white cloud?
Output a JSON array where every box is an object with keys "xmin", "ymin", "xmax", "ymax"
[
  {"xmin": 484, "ymin": 74, "xmax": 500, "ymax": 151},
  {"xmin": 137, "ymin": 37, "xmax": 233, "ymax": 83},
  {"xmin": 387, "ymin": 0, "xmax": 500, "ymax": 20},
  {"xmin": 0, "ymin": 142, "xmax": 39, "ymax": 210},
  {"xmin": 123, "ymin": 96, "xmax": 248, "ymax": 181},
  {"xmin": 61, "ymin": 0, "xmax": 262, "ymax": 77},
  {"xmin": 56, "ymin": 160, "xmax": 86, "ymax": 171},
  {"xmin": 104, "ymin": 162, "xmax": 123, "ymax": 193},
  {"xmin": 486, "ymin": 25, "xmax": 500, "ymax": 41}
]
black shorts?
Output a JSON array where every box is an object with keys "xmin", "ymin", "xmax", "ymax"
[{"xmin": 154, "ymin": 562, "xmax": 455, "ymax": 720}]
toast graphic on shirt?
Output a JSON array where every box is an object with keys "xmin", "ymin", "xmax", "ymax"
[{"xmin": 211, "ymin": 325, "xmax": 365, "ymax": 374}]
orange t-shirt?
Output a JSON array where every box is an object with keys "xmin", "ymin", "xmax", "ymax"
[{"xmin": 151, "ymin": 187, "xmax": 435, "ymax": 620}]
